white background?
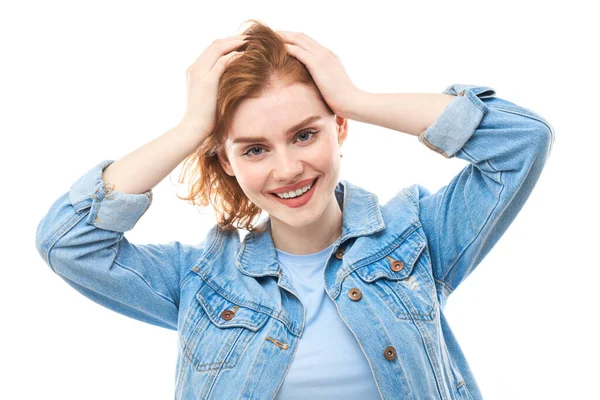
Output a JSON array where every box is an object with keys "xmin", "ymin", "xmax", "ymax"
[{"xmin": 2, "ymin": 0, "xmax": 598, "ymax": 399}]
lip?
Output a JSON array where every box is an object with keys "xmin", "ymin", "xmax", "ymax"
[
  {"xmin": 269, "ymin": 177, "xmax": 318, "ymax": 208},
  {"xmin": 268, "ymin": 177, "xmax": 318, "ymax": 194}
]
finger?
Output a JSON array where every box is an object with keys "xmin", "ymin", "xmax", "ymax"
[
  {"xmin": 225, "ymin": 34, "xmax": 249, "ymax": 40},
  {"xmin": 277, "ymin": 31, "xmax": 323, "ymax": 56},
  {"xmin": 209, "ymin": 36, "xmax": 248, "ymax": 57},
  {"xmin": 277, "ymin": 31, "xmax": 309, "ymax": 50},
  {"xmin": 211, "ymin": 37, "xmax": 248, "ymax": 61},
  {"xmin": 284, "ymin": 43, "xmax": 314, "ymax": 68},
  {"xmin": 215, "ymin": 34, "xmax": 249, "ymax": 43},
  {"xmin": 209, "ymin": 51, "xmax": 243, "ymax": 77},
  {"xmin": 189, "ymin": 37, "xmax": 247, "ymax": 76}
]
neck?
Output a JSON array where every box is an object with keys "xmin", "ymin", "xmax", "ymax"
[{"xmin": 269, "ymin": 194, "xmax": 343, "ymax": 255}]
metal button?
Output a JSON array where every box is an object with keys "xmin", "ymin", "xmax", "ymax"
[
  {"xmin": 335, "ymin": 248, "xmax": 345, "ymax": 260},
  {"xmin": 384, "ymin": 346, "xmax": 397, "ymax": 361},
  {"xmin": 386, "ymin": 256, "xmax": 404, "ymax": 272},
  {"xmin": 221, "ymin": 309, "xmax": 235, "ymax": 320},
  {"xmin": 459, "ymin": 90, "xmax": 465, "ymax": 96},
  {"xmin": 348, "ymin": 288, "xmax": 362, "ymax": 301}
]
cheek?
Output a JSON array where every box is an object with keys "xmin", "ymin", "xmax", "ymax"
[
  {"xmin": 318, "ymin": 145, "xmax": 339, "ymax": 166},
  {"xmin": 236, "ymin": 170, "xmax": 265, "ymax": 196}
]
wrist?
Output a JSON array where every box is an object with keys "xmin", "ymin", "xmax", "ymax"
[
  {"xmin": 342, "ymin": 89, "xmax": 370, "ymax": 121},
  {"xmin": 173, "ymin": 119, "xmax": 210, "ymax": 146}
]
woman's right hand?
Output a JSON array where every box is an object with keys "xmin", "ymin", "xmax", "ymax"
[{"xmin": 179, "ymin": 35, "xmax": 247, "ymax": 139}]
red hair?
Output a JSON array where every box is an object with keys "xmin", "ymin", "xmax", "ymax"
[{"xmin": 176, "ymin": 19, "xmax": 333, "ymax": 232}]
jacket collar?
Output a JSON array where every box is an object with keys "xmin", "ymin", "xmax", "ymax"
[{"xmin": 236, "ymin": 179, "xmax": 386, "ymax": 278}]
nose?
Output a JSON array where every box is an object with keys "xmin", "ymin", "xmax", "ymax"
[{"xmin": 272, "ymin": 149, "xmax": 304, "ymax": 182}]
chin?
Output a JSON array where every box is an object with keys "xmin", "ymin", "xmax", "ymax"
[{"xmin": 272, "ymin": 203, "xmax": 323, "ymax": 227}]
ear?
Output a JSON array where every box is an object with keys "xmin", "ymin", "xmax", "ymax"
[
  {"xmin": 335, "ymin": 115, "xmax": 348, "ymax": 146},
  {"xmin": 217, "ymin": 148, "xmax": 235, "ymax": 177}
]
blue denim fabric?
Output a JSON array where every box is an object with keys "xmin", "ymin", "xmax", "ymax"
[{"xmin": 35, "ymin": 83, "xmax": 554, "ymax": 400}]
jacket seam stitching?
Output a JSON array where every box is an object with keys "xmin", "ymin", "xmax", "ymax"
[
  {"xmin": 410, "ymin": 308, "xmax": 448, "ymax": 398},
  {"xmin": 42, "ymin": 210, "xmax": 88, "ymax": 273},
  {"xmin": 110, "ymin": 249, "xmax": 177, "ymax": 307},
  {"xmin": 438, "ymin": 146, "xmax": 505, "ymax": 285},
  {"xmin": 402, "ymin": 187, "xmax": 419, "ymax": 208},
  {"xmin": 179, "ymin": 227, "xmax": 223, "ymax": 288},
  {"xmin": 435, "ymin": 277, "xmax": 454, "ymax": 295},
  {"xmin": 490, "ymin": 105, "xmax": 553, "ymax": 133},
  {"xmin": 464, "ymin": 89, "xmax": 487, "ymax": 114}
]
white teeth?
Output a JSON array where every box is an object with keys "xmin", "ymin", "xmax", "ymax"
[{"xmin": 275, "ymin": 180, "xmax": 314, "ymax": 199}]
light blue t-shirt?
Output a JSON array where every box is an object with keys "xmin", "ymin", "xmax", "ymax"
[{"xmin": 274, "ymin": 243, "xmax": 381, "ymax": 400}]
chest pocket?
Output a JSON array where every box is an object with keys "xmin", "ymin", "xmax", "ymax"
[
  {"xmin": 353, "ymin": 230, "xmax": 437, "ymax": 321},
  {"xmin": 179, "ymin": 282, "xmax": 270, "ymax": 372}
]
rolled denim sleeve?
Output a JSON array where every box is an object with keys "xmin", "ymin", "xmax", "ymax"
[
  {"xmin": 35, "ymin": 160, "xmax": 204, "ymax": 330},
  {"xmin": 414, "ymin": 84, "xmax": 554, "ymax": 304},
  {"xmin": 69, "ymin": 159, "xmax": 153, "ymax": 232}
]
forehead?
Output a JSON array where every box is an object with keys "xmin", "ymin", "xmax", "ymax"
[{"xmin": 228, "ymin": 82, "xmax": 326, "ymax": 141}]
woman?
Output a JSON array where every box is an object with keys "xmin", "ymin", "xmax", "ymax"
[{"xmin": 35, "ymin": 20, "xmax": 554, "ymax": 400}]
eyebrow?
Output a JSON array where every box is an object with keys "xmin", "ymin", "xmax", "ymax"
[{"xmin": 232, "ymin": 115, "xmax": 323, "ymax": 145}]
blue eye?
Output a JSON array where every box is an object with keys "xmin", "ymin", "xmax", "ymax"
[
  {"xmin": 245, "ymin": 147, "xmax": 264, "ymax": 157},
  {"xmin": 242, "ymin": 129, "xmax": 319, "ymax": 158},
  {"xmin": 297, "ymin": 130, "xmax": 315, "ymax": 142}
]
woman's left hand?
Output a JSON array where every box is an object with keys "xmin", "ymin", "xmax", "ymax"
[{"xmin": 277, "ymin": 31, "xmax": 361, "ymax": 118}]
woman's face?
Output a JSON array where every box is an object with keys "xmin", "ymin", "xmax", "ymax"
[{"xmin": 218, "ymin": 80, "xmax": 348, "ymax": 228}]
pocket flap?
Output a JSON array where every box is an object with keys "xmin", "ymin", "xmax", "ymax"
[
  {"xmin": 355, "ymin": 231, "xmax": 427, "ymax": 282},
  {"xmin": 195, "ymin": 283, "xmax": 269, "ymax": 331}
]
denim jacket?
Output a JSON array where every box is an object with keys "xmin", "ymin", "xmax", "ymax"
[{"xmin": 35, "ymin": 84, "xmax": 554, "ymax": 400}]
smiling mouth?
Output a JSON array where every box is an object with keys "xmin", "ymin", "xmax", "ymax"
[{"xmin": 269, "ymin": 177, "xmax": 318, "ymax": 199}]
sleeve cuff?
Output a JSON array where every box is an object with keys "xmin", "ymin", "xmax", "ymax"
[
  {"xmin": 68, "ymin": 159, "xmax": 153, "ymax": 232},
  {"xmin": 418, "ymin": 84, "xmax": 496, "ymax": 158}
]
